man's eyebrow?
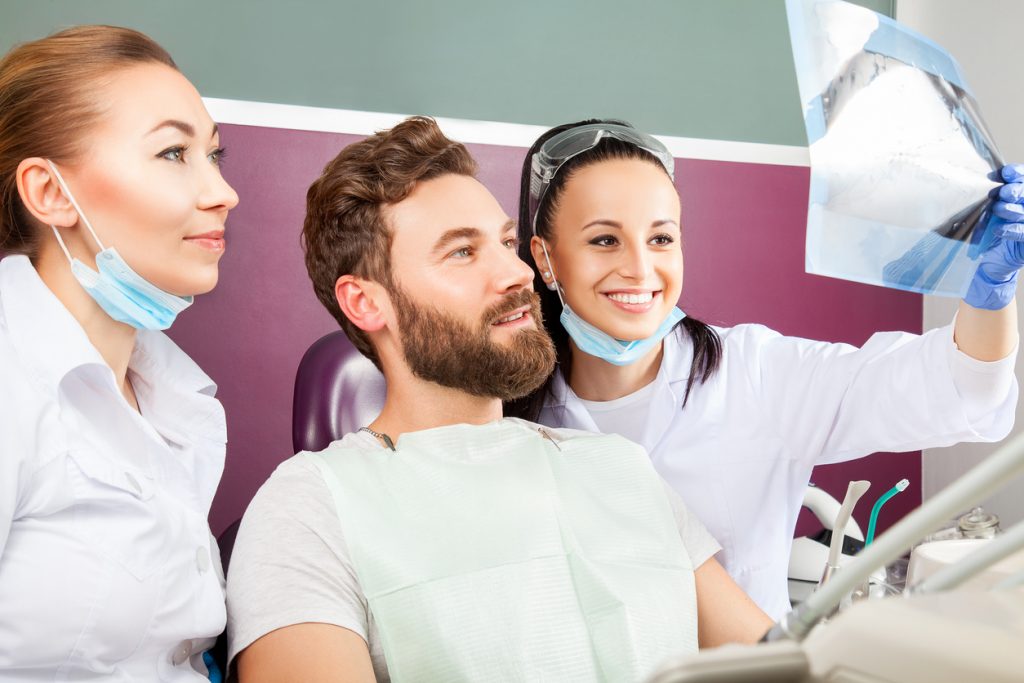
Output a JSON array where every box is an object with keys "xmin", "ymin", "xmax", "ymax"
[
  {"xmin": 146, "ymin": 120, "xmax": 219, "ymax": 139},
  {"xmin": 501, "ymin": 218, "xmax": 517, "ymax": 234},
  {"xmin": 432, "ymin": 227, "xmax": 482, "ymax": 254}
]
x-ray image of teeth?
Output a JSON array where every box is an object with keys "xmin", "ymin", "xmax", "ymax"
[{"xmin": 787, "ymin": 0, "xmax": 1003, "ymax": 297}]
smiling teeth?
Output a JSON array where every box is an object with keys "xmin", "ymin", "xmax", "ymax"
[
  {"xmin": 608, "ymin": 292, "xmax": 653, "ymax": 304},
  {"xmin": 498, "ymin": 311, "xmax": 525, "ymax": 324}
]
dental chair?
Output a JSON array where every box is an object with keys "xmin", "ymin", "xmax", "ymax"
[
  {"xmin": 647, "ymin": 432, "xmax": 1024, "ymax": 683},
  {"xmin": 291, "ymin": 330, "xmax": 387, "ymax": 453}
]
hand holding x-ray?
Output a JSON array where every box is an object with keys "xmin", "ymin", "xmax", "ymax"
[{"xmin": 963, "ymin": 164, "xmax": 1024, "ymax": 310}]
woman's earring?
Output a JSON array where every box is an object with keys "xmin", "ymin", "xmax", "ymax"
[
  {"xmin": 543, "ymin": 271, "xmax": 558, "ymax": 291},
  {"xmin": 546, "ymin": 280, "xmax": 558, "ymax": 291}
]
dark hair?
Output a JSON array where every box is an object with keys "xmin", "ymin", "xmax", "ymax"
[
  {"xmin": 302, "ymin": 116, "xmax": 478, "ymax": 370},
  {"xmin": 0, "ymin": 25, "xmax": 177, "ymax": 256},
  {"xmin": 505, "ymin": 119, "xmax": 722, "ymax": 421}
]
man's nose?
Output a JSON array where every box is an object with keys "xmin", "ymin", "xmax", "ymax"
[{"xmin": 493, "ymin": 244, "xmax": 535, "ymax": 293}]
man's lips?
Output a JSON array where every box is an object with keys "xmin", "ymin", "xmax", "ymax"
[{"xmin": 492, "ymin": 305, "xmax": 532, "ymax": 327}]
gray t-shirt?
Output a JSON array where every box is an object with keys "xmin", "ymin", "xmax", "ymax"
[{"xmin": 226, "ymin": 430, "xmax": 721, "ymax": 682}]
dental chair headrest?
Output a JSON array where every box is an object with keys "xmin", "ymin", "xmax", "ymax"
[{"xmin": 292, "ymin": 331, "xmax": 386, "ymax": 453}]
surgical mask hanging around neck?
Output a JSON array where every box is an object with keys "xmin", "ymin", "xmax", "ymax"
[
  {"xmin": 539, "ymin": 240, "xmax": 685, "ymax": 366},
  {"xmin": 45, "ymin": 161, "xmax": 193, "ymax": 331},
  {"xmin": 561, "ymin": 303, "xmax": 685, "ymax": 366}
]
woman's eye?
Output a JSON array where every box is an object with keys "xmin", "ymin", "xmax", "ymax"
[
  {"xmin": 208, "ymin": 147, "xmax": 227, "ymax": 166},
  {"xmin": 651, "ymin": 234, "xmax": 676, "ymax": 246},
  {"xmin": 590, "ymin": 236, "xmax": 617, "ymax": 247},
  {"xmin": 158, "ymin": 145, "xmax": 187, "ymax": 163}
]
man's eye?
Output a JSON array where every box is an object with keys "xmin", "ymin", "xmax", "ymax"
[
  {"xmin": 451, "ymin": 247, "xmax": 472, "ymax": 258},
  {"xmin": 503, "ymin": 238, "xmax": 520, "ymax": 250}
]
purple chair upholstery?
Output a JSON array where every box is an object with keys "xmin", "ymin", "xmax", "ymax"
[{"xmin": 291, "ymin": 330, "xmax": 387, "ymax": 453}]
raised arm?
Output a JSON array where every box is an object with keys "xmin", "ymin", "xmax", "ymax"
[{"xmin": 954, "ymin": 300, "xmax": 1018, "ymax": 361}]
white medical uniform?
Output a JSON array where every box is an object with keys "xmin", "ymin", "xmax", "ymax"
[
  {"xmin": 0, "ymin": 255, "xmax": 227, "ymax": 681},
  {"xmin": 539, "ymin": 322, "xmax": 1017, "ymax": 619}
]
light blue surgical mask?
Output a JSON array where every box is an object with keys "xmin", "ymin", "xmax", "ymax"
[
  {"xmin": 46, "ymin": 161, "xmax": 193, "ymax": 330},
  {"xmin": 560, "ymin": 302, "xmax": 685, "ymax": 366},
  {"xmin": 539, "ymin": 240, "xmax": 685, "ymax": 366}
]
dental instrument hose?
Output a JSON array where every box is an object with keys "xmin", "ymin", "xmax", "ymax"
[
  {"xmin": 865, "ymin": 479, "xmax": 910, "ymax": 546},
  {"xmin": 763, "ymin": 429, "xmax": 1024, "ymax": 643}
]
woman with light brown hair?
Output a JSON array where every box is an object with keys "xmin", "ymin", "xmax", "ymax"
[{"xmin": 0, "ymin": 25, "xmax": 237, "ymax": 680}]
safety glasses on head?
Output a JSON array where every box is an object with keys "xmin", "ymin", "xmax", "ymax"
[{"xmin": 527, "ymin": 123, "xmax": 675, "ymax": 235}]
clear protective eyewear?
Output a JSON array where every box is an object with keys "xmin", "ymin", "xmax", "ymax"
[{"xmin": 528, "ymin": 123, "xmax": 675, "ymax": 234}]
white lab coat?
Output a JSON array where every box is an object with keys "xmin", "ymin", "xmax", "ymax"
[
  {"xmin": 539, "ymin": 322, "xmax": 1017, "ymax": 619},
  {"xmin": 0, "ymin": 255, "xmax": 227, "ymax": 681}
]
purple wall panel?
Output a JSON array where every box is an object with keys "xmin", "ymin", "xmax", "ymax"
[{"xmin": 170, "ymin": 124, "xmax": 922, "ymax": 537}]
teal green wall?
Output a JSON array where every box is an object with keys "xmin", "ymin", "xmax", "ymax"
[{"xmin": 0, "ymin": 0, "xmax": 893, "ymax": 146}]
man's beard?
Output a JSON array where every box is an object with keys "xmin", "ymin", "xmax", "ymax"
[{"xmin": 390, "ymin": 285, "xmax": 556, "ymax": 401}]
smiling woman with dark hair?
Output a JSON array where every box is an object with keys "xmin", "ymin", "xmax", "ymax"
[
  {"xmin": 508, "ymin": 118, "xmax": 1023, "ymax": 620},
  {"xmin": 0, "ymin": 25, "xmax": 238, "ymax": 680}
]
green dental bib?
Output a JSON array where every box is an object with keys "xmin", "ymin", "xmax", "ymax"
[{"xmin": 308, "ymin": 419, "xmax": 697, "ymax": 682}]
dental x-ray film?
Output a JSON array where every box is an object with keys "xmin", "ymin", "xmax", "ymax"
[{"xmin": 786, "ymin": 0, "xmax": 1003, "ymax": 296}]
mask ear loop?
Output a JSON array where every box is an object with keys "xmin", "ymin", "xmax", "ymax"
[
  {"xmin": 45, "ymin": 160, "xmax": 106, "ymax": 257},
  {"xmin": 49, "ymin": 222, "xmax": 75, "ymax": 265}
]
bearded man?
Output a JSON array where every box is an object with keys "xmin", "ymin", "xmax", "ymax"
[{"xmin": 226, "ymin": 117, "xmax": 771, "ymax": 683}]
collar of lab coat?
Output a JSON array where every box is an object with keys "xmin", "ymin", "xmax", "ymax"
[
  {"xmin": 0, "ymin": 255, "xmax": 225, "ymax": 447},
  {"xmin": 543, "ymin": 328, "xmax": 694, "ymax": 453}
]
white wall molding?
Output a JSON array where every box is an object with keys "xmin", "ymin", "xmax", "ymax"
[{"xmin": 203, "ymin": 97, "xmax": 810, "ymax": 168}]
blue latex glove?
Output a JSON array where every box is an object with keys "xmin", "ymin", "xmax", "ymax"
[{"xmin": 964, "ymin": 164, "xmax": 1024, "ymax": 310}]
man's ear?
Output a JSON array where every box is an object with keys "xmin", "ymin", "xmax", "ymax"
[
  {"xmin": 335, "ymin": 274, "xmax": 387, "ymax": 332},
  {"xmin": 15, "ymin": 158, "xmax": 77, "ymax": 228}
]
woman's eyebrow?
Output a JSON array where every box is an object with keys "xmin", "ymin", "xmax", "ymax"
[
  {"xmin": 147, "ymin": 119, "xmax": 195, "ymax": 137},
  {"xmin": 146, "ymin": 121, "xmax": 218, "ymax": 139},
  {"xmin": 581, "ymin": 219, "xmax": 623, "ymax": 230}
]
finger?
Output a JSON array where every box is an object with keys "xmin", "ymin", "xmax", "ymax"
[
  {"xmin": 993, "ymin": 220, "xmax": 1024, "ymax": 241},
  {"xmin": 1002, "ymin": 163, "xmax": 1024, "ymax": 183},
  {"xmin": 999, "ymin": 182, "xmax": 1024, "ymax": 204},
  {"xmin": 992, "ymin": 200, "xmax": 1024, "ymax": 222}
]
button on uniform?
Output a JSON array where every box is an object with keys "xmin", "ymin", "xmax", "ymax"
[
  {"xmin": 195, "ymin": 546, "xmax": 209, "ymax": 574},
  {"xmin": 170, "ymin": 640, "xmax": 191, "ymax": 666}
]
